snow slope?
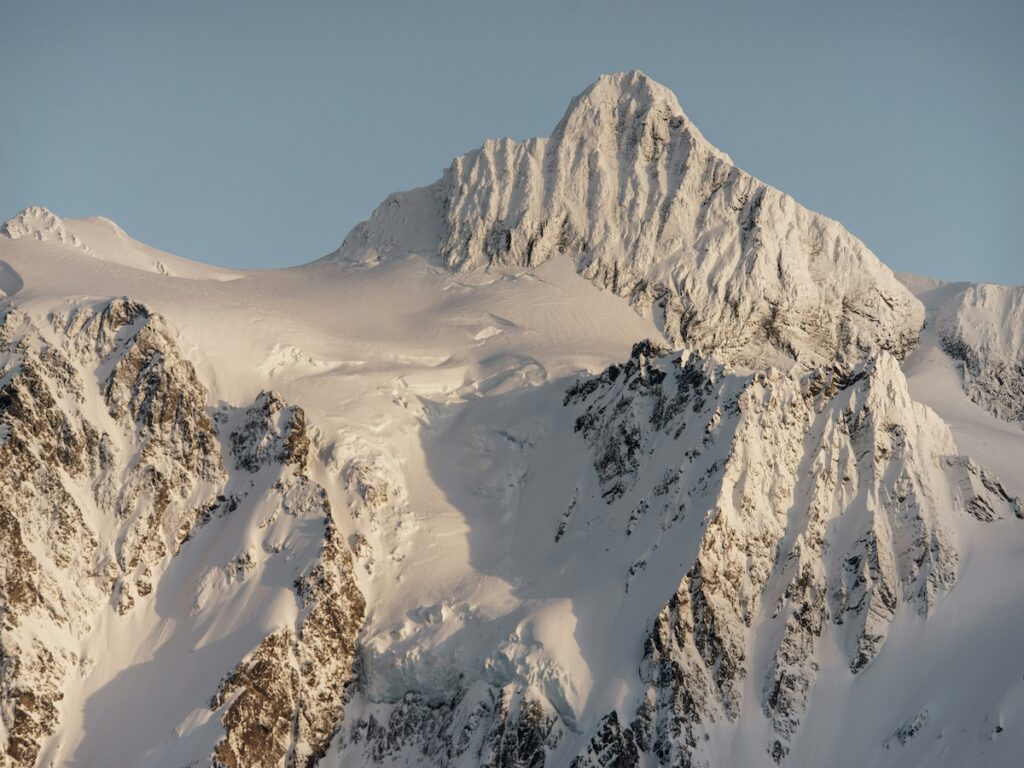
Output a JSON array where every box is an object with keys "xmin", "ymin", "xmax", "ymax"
[
  {"xmin": 0, "ymin": 71, "xmax": 1021, "ymax": 768},
  {"xmin": 2, "ymin": 206, "xmax": 242, "ymax": 282}
]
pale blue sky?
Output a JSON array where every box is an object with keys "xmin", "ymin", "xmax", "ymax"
[{"xmin": 3, "ymin": 1, "xmax": 1021, "ymax": 284}]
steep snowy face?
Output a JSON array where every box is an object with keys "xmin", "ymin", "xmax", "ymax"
[
  {"xmin": 934, "ymin": 281, "xmax": 1024, "ymax": 425},
  {"xmin": 328, "ymin": 338, "xmax": 1020, "ymax": 768},
  {"xmin": 0, "ymin": 299, "xmax": 226, "ymax": 763},
  {"xmin": 339, "ymin": 70, "xmax": 924, "ymax": 370},
  {"xmin": 562, "ymin": 347, "xmax": 1019, "ymax": 767}
]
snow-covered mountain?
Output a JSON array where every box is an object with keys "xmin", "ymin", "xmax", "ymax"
[
  {"xmin": 332, "ymin": 71, "xmax": 923, "ymax": 372},
  {"xmin": 1, "ymin": 71, "xmax": 1022, "ymax": 768}
]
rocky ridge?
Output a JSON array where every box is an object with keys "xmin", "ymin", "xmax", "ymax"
[
  {"xmin": 326, "ymin": 340, "xmax": 1020, "ymax": 768},
  {"xmin": 1, "ymin": 207, "xmax": 82, "ymax": 248},
  {"xmin": 0, "ymin": 297, "xmax": 229, "ymax": 765},
  {"xmin": 0, "ymin": 297, "xmax": 367, "ymax": 768},
  {"xmin": 561, "ymin": 343, "xmax": 1020, "ymax": 766},
  {"xmin": 210, "ymin": 390, "xmax": 366, "ymax": 768}
]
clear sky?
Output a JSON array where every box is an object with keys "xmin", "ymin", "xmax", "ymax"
[{"xmin": 3, "ymin": 1, "xmax": 1021, "ymax": 284}]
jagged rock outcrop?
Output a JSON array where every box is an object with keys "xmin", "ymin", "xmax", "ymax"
[
  {"xmin": 212, "ymin": 517, "xmax": 366, "ymax": 768},
  {"xmin": 1, "ymin": 206, "xmax": 77, "ymax": 245},
  {"xmin": 71, "ymin": 299, "xmax": 226, "ymax": 611},
  {"xmin": 0, "ymin": 313, "xmax": 101, "ymax": 765},
  {"xmin": 212, "ymin": 631, "xmax": 299, "ymax": 768},
  {"xmin": 295, "ymin": 519, "xmax": 366, "ymax": 766},
  {"xmin": 0, "ymin": 298, "xmax": 232, "ymax": 763},
  {"xmin": 231, "ymin": 390, "xmax": 310, "ymax": 474},
  {"xmin": 945, "ymin": 456, "xmax": 1023, "ymax": 522},
  {"xmin": 340, "ymin": 684, "xmax": 563, "ymax": 768},
  {"xmin": 337, "ymin": 71, "xmax": 924, "ymax": 370},
  {"xmin": 570, "ymin": 711, "xmax": 640, "ymax": 768},
  {"xmin": 0, "ymin": 296, "xmax": 366, "ymax": 768},
  {"xmin": 212, "ymin": 389, "xmax": 365, "ymax": 768},
  {"xmin": 560, "ymin": 344, "xmax": 1017, "ymax": 766}
]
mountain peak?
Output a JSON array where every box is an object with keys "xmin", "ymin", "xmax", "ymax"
[
  {"xmin": 579, "ymin": 69, "xmax": 679, "ymax": 109},
  {"xmin": 2, "ymin": 206, "xmax": 68, "ymax": 241},
  {"xmin": 336, "ymin": 71, "xmax": 923, "ymax": 371},
  {"xmin": 553, "ymin": 70, "xmax": 727, "ymax": 163}
]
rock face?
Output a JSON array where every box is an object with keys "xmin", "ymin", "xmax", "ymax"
[
  {"xmin": 230, "ymin": 391, "xmax": 311, "ymax": 474},
  {"xmin": 211, "ymin": 392, "xmax": 365, "ymax": 768},
  {"xmin": 211, "ymin": 519, "xmax": 365, "ymax": 768},
  {"xmin": 0, "ymin": 298, "xmax": 365, "ymax": 768},
  {"xmin": 338, "ymin": 71, "xmax": 924, "ymax": 370},
  {"xmin": 78, "ymin": 299, "xmax": 226, "ymax": 612},
  {"xmin": 327, "ymin": 339, "xmax": 1019, "ymax": 768},
  {"xmin": 1, "ymin": 206, "xmax": 76, "ymax": 244},
  {"xmin": 339, "ymin": 684, "xmax": 563, "ymax": 768},
  {"xmin": 0, "ymin": 298, "xmax": 229, "ymax": 764},
  {"xmin": 212, "ymin": 631, "xmax": 298, "ymax": 768},
  {"xmin": 560, "ymin": 343, "xmax": 1015, "ymax": 766}
]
